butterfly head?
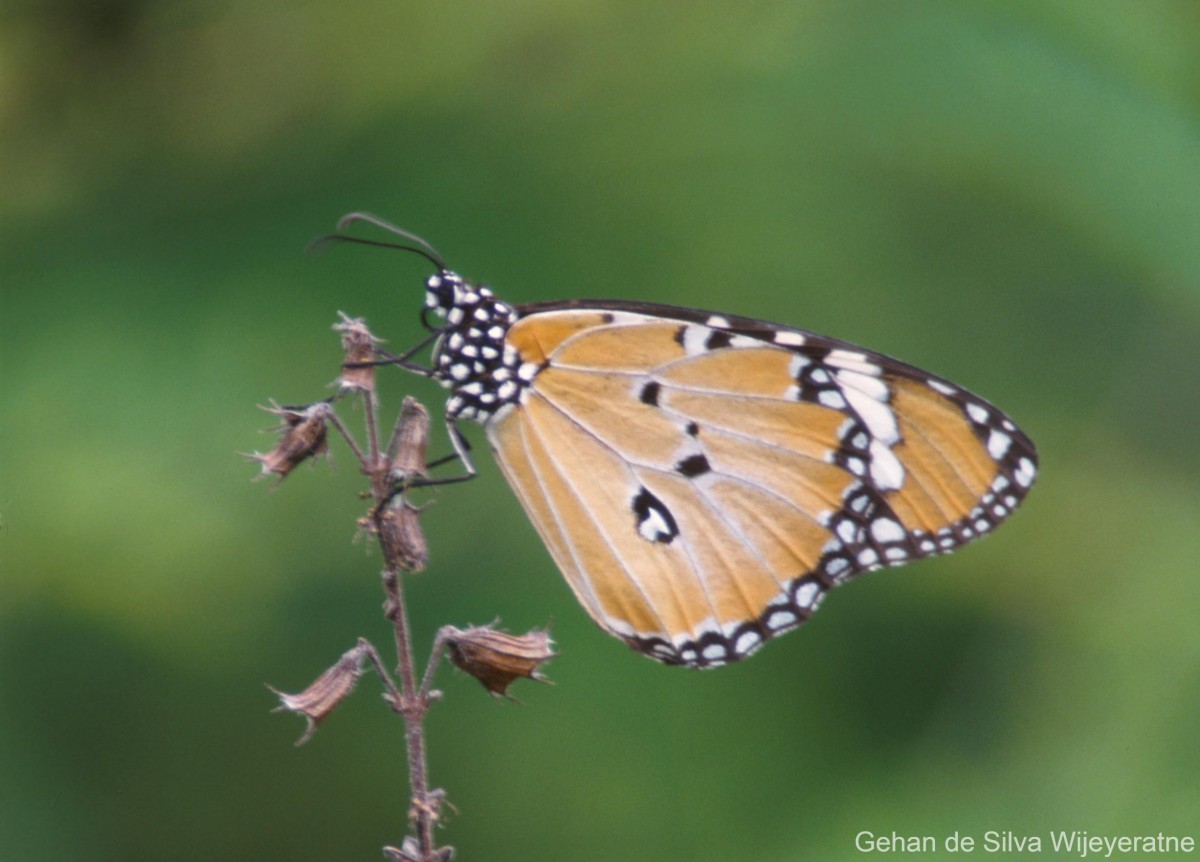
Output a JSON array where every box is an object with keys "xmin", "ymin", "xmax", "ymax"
[
  {"xmin": 423, "ymin": 270, "xmax": 471, "ymax": 315},
  {"xmin": 422, "ymin": 271, "xmax": 525, "ymax": 423},
  {"xmin": 316, "ymin": 214, "xmax": 530, "ymax": 422}
]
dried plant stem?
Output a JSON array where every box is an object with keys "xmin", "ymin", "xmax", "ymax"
[
  {"xmin": 356, "ymin": 382, "xmax": 443, "ymax": 862},
  {"xmin": 320, "ymin": 359, "xmax": 443, "ymax": 859},
  {"xmin": 260, "ymin": 314, "xmax": 552, "ymax": 860},
  {"xmin": 381, "ymin": 568, "xmax": 438, "ymax": 859},
  {"xmin": 420, "ymin": 629, "xmax": 452, "ymax": 701},
  {"xmin": 324, "ymin": 407, "xmax": 369, "ymax": 467},
  {"xmin": 356, "ymin": 637, "xmax": 403, "ymax": 705},
  {"xmin": 363, "ymin": 388, "xmax": 384, "ymax": 479}
]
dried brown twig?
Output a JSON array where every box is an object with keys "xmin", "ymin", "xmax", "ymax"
[{"xmin": 249, "ymin": 313, "xmax": 554, "ymax": 861}]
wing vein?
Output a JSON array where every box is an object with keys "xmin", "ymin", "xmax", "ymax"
[
  {"xmin": 528, "ymin": 392, "xmax": 721, "ymax": 630},
  {"xmin": 522, "ymin": 394, "xmax": 694, "ymax": 638},
  {"xmin": 506, "ymin": 413, "xmax": 608, "ymax": 621}
]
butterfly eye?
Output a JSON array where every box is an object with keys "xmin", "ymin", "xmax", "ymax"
[{"xmin": 424, "ymin": 272, "xmax": 461, "ymax": 313}]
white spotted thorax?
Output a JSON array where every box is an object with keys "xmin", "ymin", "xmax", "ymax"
[{"xmin": 425, "ymin": 271, "xmax": 527, "ymax": 423}]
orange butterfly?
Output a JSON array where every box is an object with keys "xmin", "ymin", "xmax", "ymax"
[{"xmin": 330, "ymin": 214, "xmax": 1038, "ymax": 669}]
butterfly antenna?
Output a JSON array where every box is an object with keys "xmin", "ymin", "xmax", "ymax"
[{"xmin": 307, "ymin": 212, "xmax": 447, "ymax": 271}]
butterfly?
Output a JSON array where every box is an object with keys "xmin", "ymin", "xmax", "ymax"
[{"xmin": 327, "ymin": 213, "xmax": 1038, "ymax": 669}]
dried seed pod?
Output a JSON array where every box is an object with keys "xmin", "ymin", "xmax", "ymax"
[
  {"xmin": 383, "ymin": 837, "xmax": 453, "ymax": 862},
  {"xmin": 267, "ymin": 640, "xmax": 372, "ymax": 745},
  {"xmin": 333, "ymin": 313, "xmax": 382, "ymax": 393},
  {"xmin": 249, "ymin": 401, "xmax": 331, "ymax": 480},
  {"xmin": 388, "ymin": 397, "xmax": 430, "ymax": 482},
  {"xmin": 378, "ymin": 498, "xmax": 428, "ymax": 573},
  {"xmin": 442, "ymin": 625, "xmax": 556, "ymax": 700}
]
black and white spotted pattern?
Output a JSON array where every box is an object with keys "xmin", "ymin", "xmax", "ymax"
[
  {"xmin": 425, "ymin": 271, "xmax": 527, "ymax": 422},
  {"xmin": 623, "ymin": 571, "xmax": 830, "ymax": 668}
]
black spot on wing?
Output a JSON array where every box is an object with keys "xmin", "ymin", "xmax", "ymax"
[
  {"xmin": 675, "ymin": 453, "xmax": 711, "ymax": 477},
  {"xmin": 705, "ymin": 329, "xmax": 732, "ymax": 350},
  {"xmin": 639, "ymin": 381, "xmax": 661, "ymax": 406},
  {"xmin": 632, "ymin": 487, "xmax": 679, "ymax": 544}
]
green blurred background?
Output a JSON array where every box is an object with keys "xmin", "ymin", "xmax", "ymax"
[{"xmin": 3, "ymin": 1, "xmax": 1199, "ymax": 859}]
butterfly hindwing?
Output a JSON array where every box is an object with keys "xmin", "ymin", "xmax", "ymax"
[{"xmin": 482, "ymin": 300, "xmax": 1036, "ymax": 668}]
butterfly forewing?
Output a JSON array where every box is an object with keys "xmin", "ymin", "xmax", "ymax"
[{"xmin": 484, "ymin": 300, "xmax": 1037, "ymax": 668}]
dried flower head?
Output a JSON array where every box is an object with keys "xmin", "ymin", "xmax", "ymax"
[
  {"xmin": 388, "ymin": 397, "xmax": 430, "ymax": 484},
  {"xmin": 384, "ymin": 836, "xmax": 453, "ymax": 862},
  {"xmin": 378, "ymin": 498, "xmax": 428, "ymax": 573},
  {"xmin": 248, "ymin": 401, "xmax": 331, "ymax": 480},
  {"xmin": 267, "ymin": 640, "xmax": 374, "ymax": 745},
  {"xmin": 333, "ymin": 312, "xmax": 382, "ymax": 393},
  {"xmin": 441, "ymin": 624, "xmax": 556, "ymax": 700}
]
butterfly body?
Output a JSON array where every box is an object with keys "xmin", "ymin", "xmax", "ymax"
[{"xmin": 418, "ymin": 269, "xmax": 1037, "ymax": 669}]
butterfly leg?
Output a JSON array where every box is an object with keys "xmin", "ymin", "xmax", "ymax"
[
  {"xmin": 415, "ymin": 432, "xmax": 475, "ymax": 473},
  {"xmin": 405, "ymin": 419, "xmax": 477, "ymax": 489},
  {"xmin": 351, "ymin": 331, "xmax": 441, "ymax": 377}
]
